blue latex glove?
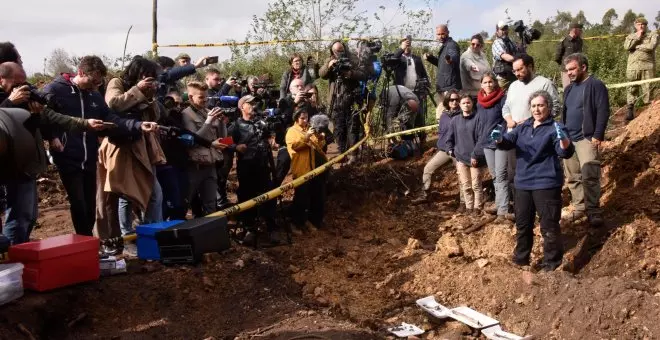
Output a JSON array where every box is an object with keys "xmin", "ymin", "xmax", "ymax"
[
  {"xmin": 490, "ymin": 124, "xmax": 503, "ymax": 142},
  {"xmin": 554, "ymin": 122, "xmax": 567, "ymax": 140},
  {"xmin": 178, "ymin": 134, "xmax": 195, "ymax": 147}
]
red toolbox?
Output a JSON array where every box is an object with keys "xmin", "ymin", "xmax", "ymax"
[{"xmin": 8, "ymin": 234, "xmax": 100, "ymax": 292}]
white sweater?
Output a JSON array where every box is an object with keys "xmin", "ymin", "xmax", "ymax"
[{"xmin": 502, "ymin": 75, "xmax": 560, "ymax": 122}]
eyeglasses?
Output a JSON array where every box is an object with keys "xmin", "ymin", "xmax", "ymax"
[{"xmin": 471, "ymin": 43, "xmax": 481, "ymax": 47}]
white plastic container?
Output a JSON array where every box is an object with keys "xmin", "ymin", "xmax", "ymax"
[{"xmin": 0, "ymin": 262, "xmax": 24, "ymax": 305}]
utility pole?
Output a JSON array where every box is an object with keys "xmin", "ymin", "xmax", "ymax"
[{"xmin": 152, "ymin": 0, "xmax": 158, "ymax": 56}]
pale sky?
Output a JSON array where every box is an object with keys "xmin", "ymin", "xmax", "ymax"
[{"xmin": 4, "ymin": 0, "xmax": 656, "ymax": 75}]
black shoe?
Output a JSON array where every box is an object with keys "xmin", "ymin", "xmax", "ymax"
[
  {"xmin": 588, "ymin": 213, "xmax": 604, "ymax": 228},
  {"xmin": 626, "ymin": 104, "xmax": 635, "ymax": 121},
  {"xmin": 541, "ymin": 263, "xmax": 560, "ymax": 272},
  {"xmin": 268, "ymin": 231, "xmax": 282, "ymax": 245}
]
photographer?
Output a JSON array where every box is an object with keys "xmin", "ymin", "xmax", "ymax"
[
  {"xmin": 205, "ymin": 68, "xmax": 225, "ymax": 108},
  {"xmin": 394, "ymin": 37, "xmax": 428, "ymax": 91},
  {"xmin": 156, "ymin": 55, "xmax": 209, "ymax": 100},
  {"xmin": 220, "ymin": 71, "xmax": 244, "ymax": 97},
  {"xmin": 383, "ymin": 85, "xmax": 419, "ymax": 135},
  {"xmin": 319, "ymin": 40, "xmax": 367, "ymax": 154},
  {"xmin": 424, "ymin": 25, "xmax": 462, "ymax": 108},
  {"xmin": 228, "ymin": 95, "xmax": 280, "ymax": 246},
  {"xmin": 491, "ymin": 21, "xmax": 518, "ymax": 89},
  {"xmin": 554, "ymin": 23, "xmax": 584, "ymax": 90},
  {"xmin": 182, "ymin": 81, "xmax": 228, "ymax": 216},
  {"xmin": 279, "ymin": 53, "xmax": 318, "ymax": 99},
  {"xmin": 0, "ymin": 60, "xmax": 116, "ymax": 244},
  {"xmin": 286, "ymin": 105, "xmax": 328, "ymax": 234},
  {"xmin": 157, "ymin": 92, "xmax": 190, "ymax": 220}
]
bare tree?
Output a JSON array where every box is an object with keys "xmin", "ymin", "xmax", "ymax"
[{"xmin": 47, "ymin": 48, "xmax": 73, "ymax": 76}]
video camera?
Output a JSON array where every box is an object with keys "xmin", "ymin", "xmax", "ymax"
[
  {"xmin": 331, "ymin": 55, "xmax": 352, "ymax": 74},
  {"xmin": 512, "ymin": 20, "xmax": 541, "ymax": 46},
  {"xmin": 380, "ymin": 52, "xmax": 401, "ymax": 70}
]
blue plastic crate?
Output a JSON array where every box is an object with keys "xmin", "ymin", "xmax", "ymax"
[{"xmin": 136, "ymin": 221, "xmax": 184, "ymax": 260}]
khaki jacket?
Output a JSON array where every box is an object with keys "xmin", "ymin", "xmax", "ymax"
[
  {"xmin": 182, "ymin": 106, "xmax": 226, "ymax": 165},
  {"xmin": 624, "ymin": 31, "xmax": 658, "ymax": 71}
]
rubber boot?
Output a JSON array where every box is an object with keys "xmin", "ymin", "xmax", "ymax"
[{"xmin": 626, "ymin": 104, "xmax": 635, "ymax": 121}]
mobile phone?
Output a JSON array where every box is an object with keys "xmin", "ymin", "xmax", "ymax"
[
  {"xmin": 218, "ymin": 137, "xmax": 234, "ymax": 145},
  {"xmin": 102, "ymin": 122, "xmax": 117, "ymax": 128},
  {"xmin": 205, "ymin": 56, "xmax": 219, "ymax": 65}
]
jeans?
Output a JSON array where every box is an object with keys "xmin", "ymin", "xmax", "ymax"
[
  {"xmin": 422, "ymin": 150, "xmax": 452, "ymax": 191},
  {"xmin": 118, "ymin": 167, "xmax": 163, "ymax": 234},
  {"xmin": 563, "ymin": 139, "xmax": 602, "ymax": 216},
  {"xmin": 60, "ymin": 169, "xmax": 96, "ymax": 236},
  {"xmin": 157, "ymin": 165, "xmax": 188, "ymax": 221},
  {"xmin": 484, "ymin": 148, "xmax": 510, "ymax": 215},
  {"xmin": 2, "ymin": 175, "xmax": 37, "ymax": 245},
  {"xmin": 513, "ymin": 187, "xmax": 563, "ymax": 269},
  {"xmin": 455, "ymin": 162, "xmax": 485, "ymax": 210}
]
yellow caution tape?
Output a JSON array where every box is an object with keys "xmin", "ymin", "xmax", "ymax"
[{"xmin": 208, "ymin": 135, "xmax": 368, "ymax": 218}]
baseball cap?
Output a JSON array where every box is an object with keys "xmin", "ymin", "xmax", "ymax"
[
  {"xmin": 176, "ymin": 53, "xmax": 191, "ymax": 60},
  {"xmin": 238, "ymin": 95, "xmax": 256, "ymax": 108},
  {"xmin": 496, "ymin": 20, "xmax": 509, "ymax": 29}
]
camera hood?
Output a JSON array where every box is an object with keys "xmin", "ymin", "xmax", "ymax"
[{"xmin": 0, "ymin": 108, "xmax": 38, "ymax": 174}]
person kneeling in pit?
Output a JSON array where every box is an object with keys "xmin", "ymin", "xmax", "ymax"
[
  {"xmin": 286, "ymin": 105, "xmax": 328, "ymax": 235},
  {"xmin": 492, "ymin": 90, "xmax": 574, "ymax": 271}
]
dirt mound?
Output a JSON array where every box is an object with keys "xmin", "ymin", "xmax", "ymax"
[{"xmin": 3, "ymin": 102, "xmax": 660, "ymax": 339}]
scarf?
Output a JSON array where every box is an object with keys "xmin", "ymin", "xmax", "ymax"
[{"xmin": 477, "ymin": 88, "xmax": 504, "ymax": 109}]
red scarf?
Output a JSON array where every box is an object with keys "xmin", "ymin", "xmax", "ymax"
[
  {"xmin": 291, "ymin": 68, "xmax": 302, "ymax": 79},
  {"xmin": 477, "ymin": 88, "xmax": 504, "ymax": 109}
]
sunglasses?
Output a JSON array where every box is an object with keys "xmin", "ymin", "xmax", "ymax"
[
  {"xmin": 449, "ymin": 98, "xmax": 460, "ymax": 102},
  {"xmin": 471, "ymin": 43, "xmax": 481, "ymax": 47}
]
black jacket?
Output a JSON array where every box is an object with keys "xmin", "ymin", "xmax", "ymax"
[
  {"xmin": 561, "ymin": 76, "xmax": 610, "ymax": 141},
  {"xmin": 279, "ymin": 66, "xmax": 318, "ymax": 99},
  {"xmin": 393, "ymin": 49, "xmax": 428, "ymax": 88},
  {"xmin": 426, "ymin": 37, "xmax": 462, "ymax": 92},
  {"xmin": 555, "ymin": 36, "xmax": 584, "ymax": 66},
  {"xmin": 229, "ymin": 117, "xmax": 272, "ymax": 166}
]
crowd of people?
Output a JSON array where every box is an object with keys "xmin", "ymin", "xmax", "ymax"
[{"xmin": 0, "ymin": 16, "xmax": 657, "ymax": 270}]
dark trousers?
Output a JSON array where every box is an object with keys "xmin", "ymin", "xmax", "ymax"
[
  {"xmin": 236, "ymin": 160, "xmax": 277, "ymax": 231},
  {"xmin": 292, "ymin": 174, "xmax": 327, "ymax": 227},
  {"xmin": 157, "ymin": 165, "xmax": 188, "ymax": 221},
  {"xmin": 332, "ymin": 103, "xmax": 362, "ymax": 153},
  {"xmin": 60, "ymin": 169, "xmax": 96, "ymax": 236},
  {"xmin": 514, "ymin": 187, "xmax": 563, "ymax": 269},
  {"xmin": 275, "ymin": 147, "xmax": 291, "ymax": 186},
  {"xmin": 217, "ymin": 151, "xmax": 232, "ymax": 205}
]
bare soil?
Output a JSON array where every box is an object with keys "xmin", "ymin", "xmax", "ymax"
[{"xmin": 1, "ymin": 101, "xmax": 659, "ymax": 339}]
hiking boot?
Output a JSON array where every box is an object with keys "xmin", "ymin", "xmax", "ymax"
[
  {"xmin": 464, "ymin": 208, "xmax": 473, "ymax": 216},
  {"xmin": 561, "ymin": 207, "xmax": 585, "ymax": 223},
  {"xmin": 268, "ymin": 231, "xmax": 282, "ymax": 245},
  {"xmin": 411, "ymin": 190, "xmax": 429, "ymax": 204},
  {"xmin": 456, "ymin": 205, "xmax": 466, "ymax": 214},
  {"xmin": 304, "ymin": 221, "xmax": 318, "ymax": 233},
  {"xmin": 123, "ymin": 243, "xmax": 138, "ymax": 257},
  {"xmin": 494, "ymin": 213, "xmax": 515, "ymax": 224},
  {"xmin": 101, "ymin": 245, "xmax": 123, "ymax": 256},
  {"xmin": 626, "ymin": 104, "xmax": 635, "ymax": 121},
  {"xmin": 484, "ymin": 203, "xmax": 498, "ymax": 215},
  {"xmin": 588, "ymin": 213, "xmax": 604, "ymax": 228},
  {"xmin": 290, "ymin": 225, "xmax": 304, "ymax": 236},
  {"xmin": 242, "ymin": 231, "xmax": 257, "ymax": 247}
]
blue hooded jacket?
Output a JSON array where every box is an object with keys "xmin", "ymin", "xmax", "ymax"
[
  {"xmin": 41, "ymin": 74, "xmax": 143, "ymax": 173},
  {"xmin": 497, "ymin": 117, "xmax": 575, "ymax": 190}
]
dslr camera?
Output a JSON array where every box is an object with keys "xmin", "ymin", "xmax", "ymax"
[
  {"xmin": 12, "ymin": 83, "xmax": 51, "ymax": 106},
  {"xmin": 380, "ymin": 53, "xmax": 401, "ymax": 70}
]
